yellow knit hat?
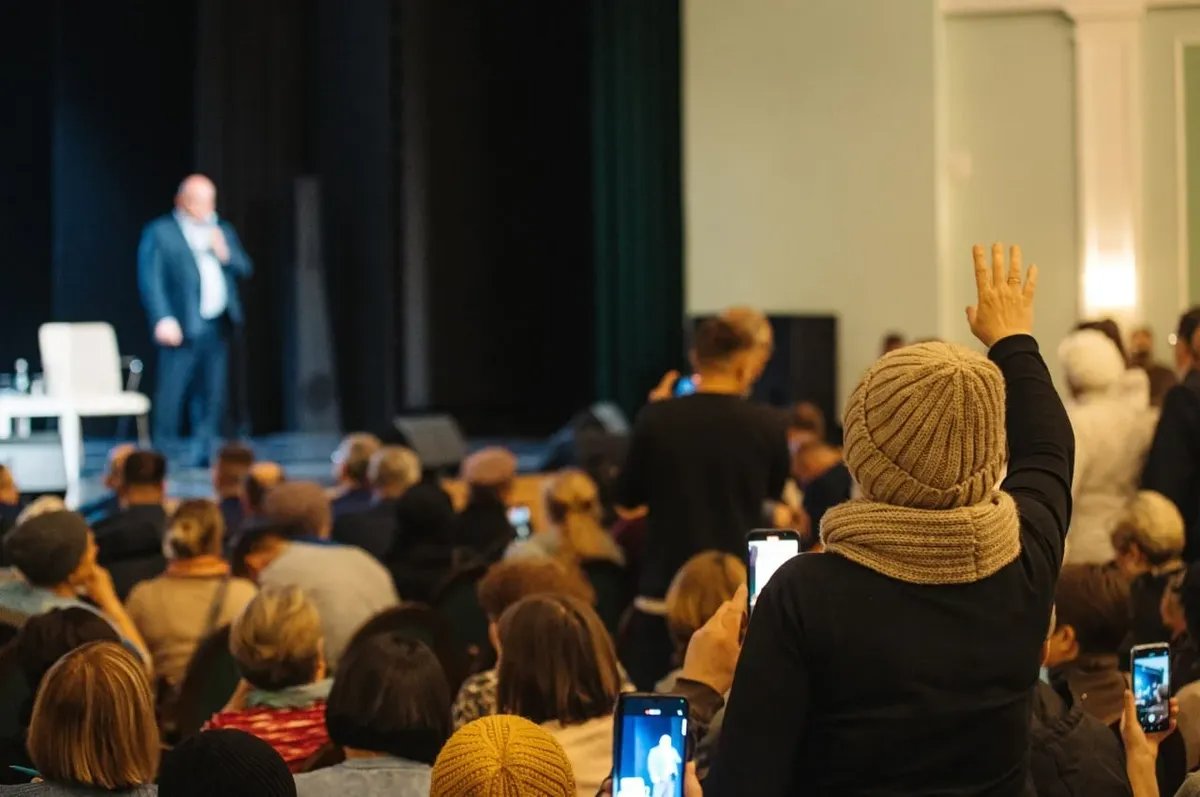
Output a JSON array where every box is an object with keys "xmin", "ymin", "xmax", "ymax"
[
  {"xmin": 431, "ymin": 715, "xmax": 576, "ymax": 797},
  {"xmin": 843, "ymin": 342, "xmax": 1007, "ymax": 510}
]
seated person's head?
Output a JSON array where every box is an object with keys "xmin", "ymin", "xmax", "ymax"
[
  {"xmin": 14, "ymin": 607, "xmax": 120, "ymax": 724},
  {"xmin": 230, "ymin": 585, "xmax": 325, "ymax": 692},
  {"xmin": 0, "ymin": 464, "xmax": 17, "ymax": 505},
  {"xmin": 496, "ymin": 594, "xmax": 619, "ymax": 725},
  {"xmin": 166, "ymin": 499, "xmax": 226, "ymax": 561},
  {"xmin": 244, "ymin": 461, "xmax": 285, "ymax": 515},
  {"xmin": 104, "ymin": 443, "xmax": 136, "ymax": 493},
  {"xmin": 332, "ymin": 432, "xmax": 382, "ymax": 488},
  {"xmin": 326, "ymin": 633, "xmax": 450, "ymax": 765},
  {"xmin": 461, "ymin": 447, "xmax": 518, "ymax": 506},
  {"xmin": 1111, "ymin": 491, "xmax": 1185, "ymax": 579},
  {"xmin": 3, "ymin": 510, "xmax": 96, "ymax": 590},
  {"xmin": 370, "ymin": 445, "xmax": 422, "ymax": 500},
  {"xmin": 121, "ymin": 449, "xmax": 167, "ymax": 505},
  {"xmin": 881, "ymin": 332, "xmax": 906, "ymax": 356},
  {"xmin": 14, "ymin": 495, "xmax": 66, "ymax": 526},
  {"xmin": 231, "ymin": 521, "xmax": 304, "ymax": 581},
  {"xmin": 666, "ymin": 551, "xmax": 747, "ymax": 663},
  {"xmin": 431, "ymin": 715, "xmax": 575, "ymax": 796},
  {"xmin": 158, "ymin": 729, "xmax": 296, "ymax": 797},
  {"xmin": 1164, "ymin": 562, "xmax": 1200, "ymax": 642},
  {"xmin": 1045, "ymin": 563, "xmax": 1131, "ymax": 667},
  {"xmin": 477, "ymin": 558, "xmax": 596, "ymax": 650},
  {"xmin": 543, "ymin": 469, "xmax": 614, "ymax": 562},
  {"xmin": 214, "ymin": 443, "xmax": 255, "ymax": 499},
  {"xmin": 262, "ymin": 481, "xmax": 332, "ymax": 540},
  {"xmin": 26, "ymin": 641, "xmax": 159, "ymax": 790}
]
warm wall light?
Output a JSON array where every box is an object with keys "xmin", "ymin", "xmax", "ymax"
[{"xmin": 1082, "ymin": 249, "xmax": 1137, "ymax": 316}]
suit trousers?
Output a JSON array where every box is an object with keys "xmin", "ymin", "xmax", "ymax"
[{"xmin": 153, "ymin": 315, "xmax": 231, "ymax": 461}]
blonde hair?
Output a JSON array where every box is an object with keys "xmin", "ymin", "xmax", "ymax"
[
  {"xmin": 166, "ymin": 499, "xmax": 225, "ymax": 559},
  {"xmin": 665, "ymin": 551, "xmax": 747, "ymax": 655},
  {"xmin": 1111, "ymin": 490, "xmax": 1186, "ymax": 565},
  {"xmin": 16, "ymin": 495, "xmax": 67, "ymax": 526},
  {"xmin": 230, "ymin": 585, "xmax": 323, "ymax": 691},
  {"xmin": 27, "ymin": 641, "xmax": 159, "ymax": 789},
  {"xmin": 369, "ymin": 446, "xmax": 422, "ymax": 492},
  {"xmin": 543, "ymin": 469, "xmax": 618, "ymax": 565}
]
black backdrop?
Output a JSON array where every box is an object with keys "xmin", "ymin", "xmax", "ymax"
[{"xmin": 0, "ymin": 0, "xmax": 682, "ymax": 438}]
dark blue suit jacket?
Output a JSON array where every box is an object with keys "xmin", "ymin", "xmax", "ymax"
[{"xmin": 137, "ymin": 213, "xmax": 253, "ymax": 339}]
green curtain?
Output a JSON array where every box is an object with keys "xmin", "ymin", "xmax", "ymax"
[{"xmin": 592, "ymin": 0, "xmax": 684, "ymax": 418}]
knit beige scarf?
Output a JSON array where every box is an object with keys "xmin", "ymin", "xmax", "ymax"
[{"xmin": 820, "ymin": 491, "xmax": 1021, "ymax": 585}]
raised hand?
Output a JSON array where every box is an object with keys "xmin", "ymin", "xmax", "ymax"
[{"xmin": 966, "ymin": 243, "xmax": 1037, "ymax": 348}]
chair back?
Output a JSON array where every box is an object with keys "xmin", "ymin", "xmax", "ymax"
[
  {"xmin": 38, "ymin": 322, "xmax": 124, "ymax": 398},
  {"xmin": 432, "ymin": 563, "xmax": 491, "ymax": 670},
  {"xmin": 581, "ymin": 558, "xmax": 631, "ymax": 635}
]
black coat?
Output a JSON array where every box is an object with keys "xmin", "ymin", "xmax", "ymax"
[
  {"xmin": 1143, "ymin": 370, "xmax": 1200, "ymax": 560},
  {"xmin": 1028, "ymin": 682, "xmax": 1131, "ymax": 797}
]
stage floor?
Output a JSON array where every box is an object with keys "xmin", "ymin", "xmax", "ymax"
[{"xmin": 76, "ymin": 433, "xmax": 554, "ymax": 505}]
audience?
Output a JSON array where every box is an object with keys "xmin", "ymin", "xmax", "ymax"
[
  {"xmin": 79, "ymin": 443, "xmax": 136, "ymax": 527},
  {"xmin": 452, "ymin": 557, "xmax": 596, "ymax": 729},
  {"xmin": 0, "ymin": 466, "xmax": 19, "ymax": 549},
  {"xmin": 506, "ymin": 469, "xmax": 624, "ymax": 567},
  {"xmin": 10, "ymin": 641, "xmax": 158, "ymax": 795},
  {"xmin": 705, "ymin": 246, "xmax": 1069, "ymax": 795},
  {"xmin": 245, "ymin": 482, "xmax": 398, "ymax": 667},
  {"xmin": 787, "ymin": 402, "xmax": 851, "ymax": 549},
  {"xmin": 659, "ymin": 551, "xmax": 746, "ymax": 691},
  {"xmin": 205, "ymin": 585, "xmax": 330, "ymax": 771},
  {"xmin": 1058, "ymin": 328, "xmax": 1154, "ymax": 564},
  {"xmin": 0, "ymin": 608, "xmax": 120, "ymax": 785},
  {"xmin": 618, "ymin": 315, "xmax": 788, "ymax": 689},
  {"xmin": 244, "ymin": 461, "xmax": 285, "ymax": 517},
  {"xmin": 1175, "ymin": 563, "xmax": 1200, "ymax": 769},
  {"xmin": 496, "ymin": 594, "xmax": 620, "ymax": 796},
  {"xmin": 212, "ymin": 443, "xmax": 254, "ymax": 540},
  {"xmin": 125, "ymin": 499, "xmax": 257, "ymax": 693},
  {"xmin": 157, "ymin": 729, "xmax": 296, "ymax": 797},
  {"xmin": 294, "ymin": 633, "xmax": 450, "ymax": 796},
  {"xmin": 332, "ymin": 445, "xmax": 422, "ymax": 560},
  {"xmin": 0, "ymin": 511, "xmax": 148, "ymax": 659},
  {"xmin": 1114, "ymin": 490, "xmax": 1187, "ymax": 648},
  {"xmin": 1144, "ymin": 306, "xmax": 1200, "ymax": 560},
  {"xmin": 329, "ymin": 433, "xmax": 382, "ymax": 519},
  {"xmin": 1076, "ymin": 318, "xmax": 1153, "ymax": 410},
  {"xmin": 431, "ymin": 715, "xmax": 576, "ymax": 797},
  {"xmin": 93, "ymin": 450, "xmax": 170, "ymax": 599},
  {"xmin": 1131, "ymin": 325, "xmax": 1179, "ymax": 409},
  {"xmin": 450, "ymin": 447, "xmax": 519, "ymax": 561}
]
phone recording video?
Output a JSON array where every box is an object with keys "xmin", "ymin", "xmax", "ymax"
[
  {"xmin": 1132, "ymin": 643, "xmax": 1171, "ymax": 733},
  {"xmin": 747, "ymin": 529, "xmax": 801, "ymax": 614},
  {"xmin": 613, "ymin": 694, "xmax": 688, "ymax": 797},
  {"xmin": 507, "ymin": 505, "xmax": 533, "ymax": 540},
  {"xmin": 672, "ymin": 374, "xmax": 698, "ymax": 398}
]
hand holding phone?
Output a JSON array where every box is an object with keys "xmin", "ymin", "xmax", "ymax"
[
  {"xmin": 613, "ymin": 694, "xmax": 688, "ymax": 797},
  {"xmin": 1130, "ymin": 643, "xmax": 1171, "ymax": 733},
  {"xmin": 747, "ymin": 529, "xmax": 801, "ymax": 614}
]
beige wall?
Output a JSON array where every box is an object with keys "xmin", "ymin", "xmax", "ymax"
[
  {"xmin": 684, "ymin": 0, "xmax": 939, "ymax": 411},
  {"xmin": 942, "ymin": 13, "xmax": 1078, "ymax": 384}
]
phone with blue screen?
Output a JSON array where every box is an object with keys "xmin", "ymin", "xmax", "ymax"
[
  {"xmin": 506, "ymin": 505, "xmax": 533, "ymax": 540},
  {"xmin": 1131, "ymin": 643, "xmax": 1171, "ymax": 732},
  {"xmin": 613, "ymin": 694, "xmax": 688, "ymax": 797},
  {"xmin": 672, "ymin": 374, "xmax": 697, "ymax": 397}
]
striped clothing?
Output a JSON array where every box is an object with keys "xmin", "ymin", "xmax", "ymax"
[{"xmin": 204, "ymin": 703, "xmax": 329, "ymax": 772}]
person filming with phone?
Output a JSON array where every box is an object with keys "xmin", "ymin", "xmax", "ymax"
[{"xmin": 705, "ymin": 246, "xmax": 1073, "ymax": 795}]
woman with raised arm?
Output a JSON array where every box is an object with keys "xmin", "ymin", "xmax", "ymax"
[{"xmin": 706, "ymin": 245, "xmax": 1074, "ymax": 796}]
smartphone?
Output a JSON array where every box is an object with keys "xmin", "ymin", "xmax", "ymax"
[
  {"xmin": 612, "ymin": 693, "xmax": 688, "ymax": 797},
  {"xmin": 672, "ymin": 374, "xmax": 698, "ymax": 397},
  {"xmin": 747, "ymin": 529, "xmax": 801, "ymax": 613},
  {"xmin": 1131, "ymin": 643, "xmax": 1172, "ymax": 733},
  {"xmin": 506, "ymin": 505, "xmax": 533, "ymax": 540}
]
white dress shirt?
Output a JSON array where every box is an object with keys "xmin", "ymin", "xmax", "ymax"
[{"xmin": 174, "ymin": 210, "xmax": 228, "ymax": 320}]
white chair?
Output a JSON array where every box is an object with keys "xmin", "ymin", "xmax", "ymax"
[{"xmin": 0, "ymin": 323, "xmax": 151, "ymax": 507}]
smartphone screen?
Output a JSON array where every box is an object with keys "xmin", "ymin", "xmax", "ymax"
[
  {"xmin": 613, "ymin": 694, "xmax": 688, "ymax": 797},
  {"xmin": 673, "ymin": 375, "xmax": 697, "ymax": 397},
  {"xmin": 747, "ymin": 530, "xmax": 801, "ymax": 613},
  {"xmin": 1131, "ymin": 643, "xmax": 1171, "ymax": 733},
  {"xmin": 507, "ymin": 505, "xmax": 533, "ymax": 540}
]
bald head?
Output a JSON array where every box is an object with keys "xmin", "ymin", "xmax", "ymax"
[{"xmin": 176, "ymin": 174, "xmax": 217, "ymax": 222}]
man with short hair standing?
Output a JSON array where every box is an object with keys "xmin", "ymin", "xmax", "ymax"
[{"xmin": 138, "ymin": 175, "xmax": 253, "ymax": 467}]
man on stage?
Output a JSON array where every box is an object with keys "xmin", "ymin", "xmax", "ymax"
[{"xmin": 138, "ymin": 175, "xmax": 253, "ymax": 467}]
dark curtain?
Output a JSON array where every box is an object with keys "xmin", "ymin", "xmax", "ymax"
[{"xmin": 591, "ymin": 0, "xmax": 684, "ymax": 417}]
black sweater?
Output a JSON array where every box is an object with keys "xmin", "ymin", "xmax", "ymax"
[{"xmin": 707, "ymin": 336, "xmax": 1074, "ymax": 797}]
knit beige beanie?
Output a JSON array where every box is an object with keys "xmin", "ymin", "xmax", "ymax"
[
  {"xmin": 842, "ymin": 342, "xmax": 1007, "ymax": 510},
  {"xmin": 822, "ymin": 342, "xmax": 1021, "ymax": 585},
  {"xmin": 431, "ymin": 715, "xmax": 576, "ymax": 797}
]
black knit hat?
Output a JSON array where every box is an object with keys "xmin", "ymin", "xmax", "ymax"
[
  {"xmin": 3, "ymin": 511, "xmax": 89, "ymax": 587},
  {"xmin": 158, "ymin": 729, "xmax": 296, "ymax": 797}
]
